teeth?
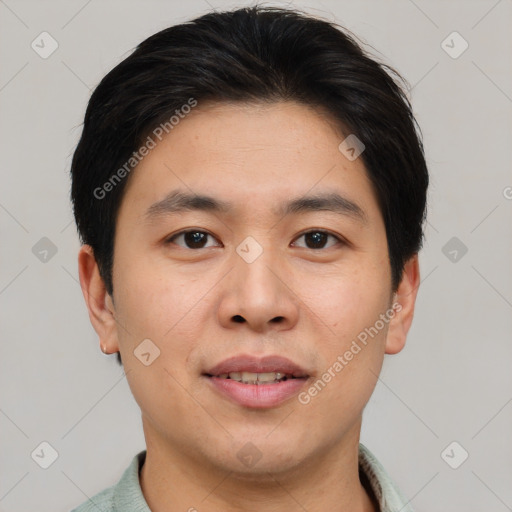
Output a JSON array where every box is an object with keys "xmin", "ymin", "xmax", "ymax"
[
  {"xmin": 217, "ymin": 371, "xmax": 289, "ymax": 384},
  {"xmin": 254, "ymin": 372, "xmax": 283, "ymax": 383}
]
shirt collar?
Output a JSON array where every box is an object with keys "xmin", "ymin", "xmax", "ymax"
[{"xmin": 358, "ymin": 443, "xmax": 414, "ymax": 512}]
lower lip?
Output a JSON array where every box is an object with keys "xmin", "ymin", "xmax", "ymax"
[{"xmin": 206, "ymin": 376, "xmax": 308, "ymax": 408}]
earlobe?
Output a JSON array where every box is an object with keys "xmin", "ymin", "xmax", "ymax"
[
  {"xmin": 384, "ymin": 254, "xmax": 420, "ymax": 355},
  {"xmin": 77, "ymin": 245, "xmax": 120, "ymax": 354}
]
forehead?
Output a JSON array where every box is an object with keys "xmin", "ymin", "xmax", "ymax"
[{"xmin": 119, "ymin": 100, "xmax": 380, "ymax": 222}]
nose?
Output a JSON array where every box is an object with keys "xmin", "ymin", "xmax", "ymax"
[{"xmin": 216, "ymin": 245, "xmax": 300, "ymax": 333}]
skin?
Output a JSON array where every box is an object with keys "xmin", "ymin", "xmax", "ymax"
[{"xmin": 79, "ymin": 100, "xmax": 420, "ymax": 512}]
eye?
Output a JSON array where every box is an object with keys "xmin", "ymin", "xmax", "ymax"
[
  {"xmin": 292, "ymin": 230, "xmax": 343, "ymax": 250},
  {"xmin": 165, "ymin": 230, "xmax": 221, "ymax": 249}
]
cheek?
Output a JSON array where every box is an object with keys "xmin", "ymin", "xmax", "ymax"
[
  {"xmin": 114, "ymin": 264, "xmax": 204, "ymax": 426},
  {"xmin": 300, "ymin": 262, "xmax": 389, "ymax": 346},
  {"xmin": 113, "ymin": 255, "xmax": 200, "ymax": 339},
  {"xmin": 113, "ymin": 257, "xmax": 219, "ymax": 389},
  {"xmin": 300, "ymin": 267, "xmax": 390, "ymax": 413},
  {"xmin": 301, "ymin": 280, "xmax": 389, "ymax": 426}
]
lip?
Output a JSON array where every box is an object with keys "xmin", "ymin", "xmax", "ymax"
[
  {"xmin": 205, "ymin": 354, "xmax": 308, "ymax": 377},
  {"xmin": 203, "ymin": 354, "xmax": 310, "ymax": 409}
]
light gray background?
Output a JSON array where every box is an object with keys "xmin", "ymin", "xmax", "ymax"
[{"xmin": 1, "ymin": 0, "xmax": 511, "ymax": 511}]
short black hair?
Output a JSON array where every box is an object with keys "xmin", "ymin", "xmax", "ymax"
[{"xmin": 70, "ymin": 5, "xmax": 428, "ymax": 366}]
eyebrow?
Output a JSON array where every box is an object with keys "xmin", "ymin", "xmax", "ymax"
[{"xmin": 144, "ymin": 189, "xmax": 367, "ymax": 224}]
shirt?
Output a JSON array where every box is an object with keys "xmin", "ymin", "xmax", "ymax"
[{"xmin": 71, "ymin": 443, "xmax": 413, "ymax": 512}]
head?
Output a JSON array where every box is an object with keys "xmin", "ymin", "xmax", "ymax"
[{"xmin": 72, "ymin": 6, "xmax": 427, "ymax": 475}]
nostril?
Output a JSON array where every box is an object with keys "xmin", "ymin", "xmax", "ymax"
[{"xmin": 231, "ymin": 315, "xmax": 284, "ymax": 324}]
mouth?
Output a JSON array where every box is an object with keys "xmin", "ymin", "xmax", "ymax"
[
  {"xmin": 203, "ymin": 355, "xmax": 310, "ymax": 408},
  {"xmin": 210, "ymin": 371, "xmax": 302, "ymax": 385}
]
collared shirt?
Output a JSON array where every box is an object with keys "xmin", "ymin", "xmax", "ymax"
[{"xmin": 71, "ymin": 443, "xmax": 413, "ymax": 512}]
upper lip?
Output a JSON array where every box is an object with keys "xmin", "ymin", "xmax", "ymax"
[{"xmin": 205, "ymin": 354, "xmax": 309, "ymax": 378}]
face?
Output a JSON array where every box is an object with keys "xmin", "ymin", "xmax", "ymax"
[{"xmin": 80, "ymin": 100, "xmax": 419, "ymax": 476}]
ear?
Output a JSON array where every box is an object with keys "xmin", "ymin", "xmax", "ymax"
[
  {"xmin": 77, "ymin": 245, "xmax": 120, "ymax": 355},
  {"xmin": 385, "ymin": 254, "xmax": 420, "ymax": 355}
]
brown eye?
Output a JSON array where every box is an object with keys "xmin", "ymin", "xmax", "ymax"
[
  {"xmin": 166, "ymin": 230, "xmax": 220, "ymax": 249},
  {"xmin": 293, "ymin": 230, "xmax": 342, "ymax": 249}
]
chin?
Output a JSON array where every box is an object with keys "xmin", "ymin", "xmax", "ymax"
[{"xmin": 203, "ymin": 430, "xmax": 313, "ymax": 478}]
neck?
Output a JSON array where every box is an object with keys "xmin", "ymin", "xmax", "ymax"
[{"xmin": 139, "ymin": 417, "xmax": 377, "ymax": 512}]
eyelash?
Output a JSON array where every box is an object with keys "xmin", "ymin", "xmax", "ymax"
[{"xmin": 164, "ymin": 229, "xmax": 345, "ymax": 250}]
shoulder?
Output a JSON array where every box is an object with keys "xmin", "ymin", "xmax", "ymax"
[
  {"xmin": 70, "ymin": 451, "xmax": 148, "ymax": 512},
  {"xmin": 70, "ymin": 485, "xmax": 115, "ymax": 512}
]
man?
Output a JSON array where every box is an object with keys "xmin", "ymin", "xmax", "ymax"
[{"xmin": 70, "ymin": 5, "xmax": 428, "ymax": 511}]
